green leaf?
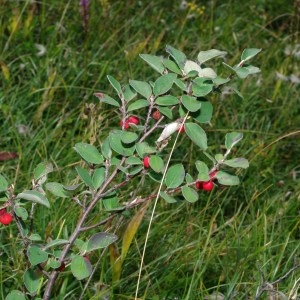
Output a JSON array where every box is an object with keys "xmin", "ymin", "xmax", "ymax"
[
  {"xmin": 222, "ymin": 158, "xmax": 249, "ymax": 169},
  {"xmin": 198, "ymin": 68, "xmax": 217, "ymax": 78},
  {"xmin": 215, "ymin": 171, "xmax": 240, "ymax": 185},
  {"xmin": 244, "ymin": 65, "xmax": 261, "ymax": 75},
  {"xmin": 197, "ymin": 49, "xmax": 227, "ymax": 64},
  {"xmin": 123, "ymin": 84, "xmax": 137, "ymax": 102},
  {"xmin": 127, "ymin": 99, "xmax": 149, "ymax": 111},
  {"xmin": 181, "ymin": 186, "xmax": 199, "ymax": 203},
  {"xmin": 14, "ymin": 206, "xmax": 28, "ymax": 221},
  {"xmin": 192, "ymin": 100, "xmax": 213, "ymax": 123},
  {"xmin": 162, "ymin": 58, "xmax": 182, "ymax": 75},
  {"xmin": 149, "ymin": 155, "xmax": 165, "ymax": 173},
  {"xmin": 183, "ymin": 60, "xmax": 201, "ymax": 75},
  {"xmin": 0, "ymin": 174, "xmax": 8, "ymax": 193},
  {"xmin": 155, "ymin": 95, "xmax": 179, "ymax": 106},
  {"xmin": 195, "ymin": 161, "xmax": 210, "ymax": 181},
  {"xmin": 28, "ymin": 233, "xmax": 42, "ymax": 241},
  {"xmin": 34, "ymin": 162, "xmax": 53, "ymax": 181},
  {"xmin": 5, "ymin": 290, "xmax": 26, "ymax": 300},
  {"xmin": 235, "ymin": 67, "xmax": 250, "ymax": 79},
  {"xmin": 166, "ymin": 45, "xmax": 187, "ymax": 69},
  {"xmin": 107, "ymin": 75, "xmax": 122, "ymax": 96},
  {"xmin": 192, "ymin": 78, "xmax": 213, "ymax": 97},
  {"xmin": 45, "ymin": 182, "xmax": 71, "ymax": 198},
  {"xmin": 181, "ymin": 95, "xmax": 201, "ymax": 112},
  {"xmin": 241, "ymin": 48, "xmax": 262, "ymax": 62},
  {"xmin": 157, "ymin": 106, "xmax": 173, "ymax": 119},
  {"xmin": 23, "ymin": 268, "xmax": 42, "ymax": 294},
  {"xmin": 147, "ymin": 170, "xmax": 163, "ymax": 182},
  {"xmin": 103, "ymin": 195, "xmax": 120, "ymax": 211},
  {"xmin": 139, "ymin": 54, "xmax": 165, "ymax": 74},
  {"xmin": 119, "ymin": 131, "xmax": 139, "ymax": 144},
  {"xmin": 135, "ymin": 142, "xmax": 156, "ymax": 158},
  {"xmin": 174, "ymin": 78, "xmax": 187, "ymax": 91},
  {"xmin": 101, "ymin": 137, "xmax": 112, "ymax": 159},
  {"xmin": 165, "ymin": 164, "xmax": 185, "ymax": 188},
  {"xmin": 71, "ymin": 255, "xmax": 92, "ymax": 280},
  {"xmin": 75, "ymin": 166, "xmax": 94, "ymax": 189},
  {"xmin": 44, "ymin": 239, "xmax": 70, "ymax": 250},
  {"xmin": 73, "ymin": 143, "xmax": 104, "ymax": 165},
  {"xmin": 94, "ymin": 93, "xmax": 120, "ymax": 107},
  {"xmin": 215, "ymin": 153, "xmax": 224, "ymax": 162},
  {"xmin": 185, "ymin": 173, "xmax": 194, "ymax": 184},
  {"xmin": 92, "ymin": 168, "xmax": 105, "ymax": 190},
  {"xmin": 27, "ymin": 245, "xmax": 48, "ymax": 266},
  {"xmin": 160, "ymin": 191, "xmax": 177, "ymax": 203},
  {"xmin": 128, "ymin": 165, "xmax": 143, "ymax": 176},
  {"xmin": 213, "ymin": 77, "xmax": 230, "ymax": 86},
  {"xmin": 109, "ymin": 132, "xmax": 135, "ymax": 156},
  {"xmin": 225, "ymin": 132, "xmax": 243, "ymax": 150},
  {"xmin": 125, "ymin": 156, "xmax": 142, "ymax": 165},
  {"xmin": 48, "ymin": 258, "xmax": 61, "ymax": 269},
  {"xmin": 185, "ymin": 123, "xmax": 207, "ymax": 150},
  {"xmin": 129, "ymin": 80, "xmax": 152, "ymax": 99},
  {"xmin": 87, "ymin": 232, "xmax": 118, "ymax": 252},
  {"xmin": 16, "ymin": 190, "xmax": 50, "ymax": 208},
  {"xmin": 153, "ymin": 73, "xmax": 177, "ymax": 96}
]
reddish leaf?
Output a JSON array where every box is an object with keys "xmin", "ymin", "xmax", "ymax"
[{"xmin": 0, "ymin": 152, "xmax": 18, "ymax": 161}]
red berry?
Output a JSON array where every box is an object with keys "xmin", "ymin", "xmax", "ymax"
[
  {"xmin": 120, "ymin": 120, "xmax": 130, "ymax": 130},
  {"xmin": 209, "ymin": 170, "xmax": 218, "ymax": 179},
  {"xmin": 56, "ymin": 262, "xmax": 66, "ymax": 272},
  {"xmin": 0, "ymin": 213, "xmax": 13, "ymax": 225},
  {"xmin": 203, "ymin": 181, "xmax": 214, "ymax": 191},
  {"xmin": 178, "ymin": 124, "xmax": 185, "ymax": 133},
  {"xmin": 143, "ymin": 156, "xmax": 150, "ymax": 169},
  {"xmin": 0, "ymin": 208, "xmax": 7, "ymax": 216},
  {"xmin": 127, "ymin": 116, "xmax": 139, "ymax": 125},
  {"xmin": 195, "ymin": 181, "xmax": 203, "ymax": 190},
  {"xmin": 152, "ymin": 110, "xmax": 161, "ymax": 120}
]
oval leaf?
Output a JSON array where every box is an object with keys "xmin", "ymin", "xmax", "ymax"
[
  {"xmin": 195, "ymin": 161, "xmax": 210, "ymax": 181},
  {"xmin": 0, "ymin": 174, "xmax": 8, "ymax": 193},
  {"xmin": 129, "ymin": 80, "xmax": 152, "ymax": 99},
  {"xmin": 181, "ymin": 186, "xmax": 199, "ymax": 203},
  {"xmin": 5, "ymin": 290, "xmax": 26, "ymax": 300},
  {"xmin": 87, "ymin": 232, "xmax": 118, "ymax": 252},
  {"xmin": 127, "ymin": 99, "xmax": 149, "ymax": 111},
  {"xmin": 73, "ymin": 143, "xmax": 104, "ymax": 165},
  {"xmin": 225, "ymin": 132, "xmax": 243, "ymax": 150},
  {"xmin": 139, "ymin": 54, "xmax": 165, "ymax": 74},
  {"xmin": 166, "ymin": 45, "xmax": 187, "ymax": 69},
  {"xmin": 94, "ymin": 93, "xmax": 120, "ymax": 107},
  {"xmin": 46, "ymin": 182, "xmax": 71, "ymax": 198},
  {"xmin": 185, "ymin": 123, "xmax": 207, "ymax": 150},
  {"xmin": 241, "ymin": 48, "xmax": 262, "ymax": 62},
  {"xmin": 71, "ymin": 255, "xmax": 92, "ymax": 280},
  {"xmin": 14, "ymin": 206, "xmax": 28, "ymax": 221},
  {"xmin": 109, "ymin": 132, "xmax": 135, "ymax": 157},
  {"xmin": 27, "ymin": 245, "xmax": 48, "ymax": 266},
  {"xmin": 222, "ymin": 157, "xmax": 249, "ymax": 169},
  {"xmin": 23, "ymin": 267, "xmax": 42, "ymax": 293},
  {"xmin": 197, "ymin": 49, "xmax": 227, "ymax": 64},
  {"xmin": 149, "ymin": 155, "xmax": 165, "ymax": 173},
  {"xmin": 16, "ymin": 190, "xmax": 50, "ymax": 208},
  {"xmin": 153, "ymin": 73, "xmax": 177, "ymax": 97},
  {"xmin": 160, "ymin": 191, "xmax": 177, "ymax": 203},
  {"xmin": 181, "ymin": 95, "xmax": 201, "ymax": 112},
  {"xmin": 192, "ymin": 100, "xmax": 213, "ymax": 123},
  {"xmin": 43, "ymin": 239, "xmax": 70, "ymax": 250},
  {"xmin": 119, "ymin": 131, "xmax": 139, "ymax": 144},
  {"xmin": 92, "ymin": 167, "xmax": 105, "ymax": 190},
  {"xmin": 75, "ymin": 166, "xmax": 94, "ymax": 189},
  {"xmin": 107, "ymin": 75, "xmax": 122, "ymax": 96},
  {"xmin": 155, "ymin": 95, "xmax": 179, "ymax": 106},
  {"xmin": 34, "ymin": 162, "xmax": 53, "ymax": 181},
  {"xmin": 165, "ymin": 164, "xmax": 185, "ymax": 188},
  {"xmin": 216, "ymin": 171, "xmax": 240, "ymax": 186}
]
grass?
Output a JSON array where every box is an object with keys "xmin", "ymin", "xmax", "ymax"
[{"xmin": 0, "ymin": 0, "xmax": 299, "ymax": 299}]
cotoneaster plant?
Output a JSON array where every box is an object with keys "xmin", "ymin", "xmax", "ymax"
[{"xmin": 0, "ymin": 45, "xmax": 261, "ymax": 299}]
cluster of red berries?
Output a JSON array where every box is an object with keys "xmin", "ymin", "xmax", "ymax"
[
  {"xmin": 120, "ymin": 116, "xmax": 139, "ymax": 130},
  {"xmin": 195, "ymin": 170, "xmax": 218, "ymax": 192},
  {"xmin": 0, "ymin": 208, "xmax": 13, "ymax": 225}
]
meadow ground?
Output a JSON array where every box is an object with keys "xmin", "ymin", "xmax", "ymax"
[{"xmin": 0, "ymin": 0, "xmax": 299, "ymax": 299}]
